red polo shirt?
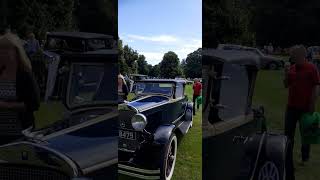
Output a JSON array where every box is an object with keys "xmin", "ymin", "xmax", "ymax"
[
  {"xmin": 193, "ymin": 82, "xmax": 202, "ymax": 96},
  {"xmin": 287, "ymin": 62, "xmax": 320, "ymax": 111}
]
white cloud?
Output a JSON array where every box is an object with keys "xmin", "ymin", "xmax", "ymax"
[
  {"xmin": 120, "ymin": 33, "xmax": 201, "ymax": 65},
  {"xmin": 126, "ymin": 34, "xmax": 179, "ymax": 43},
  {"xmin": 140, "ymin": 52, "xmax": 164, "ymax": 65}
]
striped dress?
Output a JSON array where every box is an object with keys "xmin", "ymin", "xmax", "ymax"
[{"xmin": 0, "ymin": 81, "xmax": 22, "ymax": 136}]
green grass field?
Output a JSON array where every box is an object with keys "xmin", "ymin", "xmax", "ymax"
[
  {"xmin": 120, "ymin": 85, "xmax": 202, "ymax": 180},
  {"xmin": 253, "ymin": 70, "xmax": 320, "ymax": 180}
]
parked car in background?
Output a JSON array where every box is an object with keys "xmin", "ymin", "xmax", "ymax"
[
  {"xmin": 119, "ymin": 79, "xmax": 193, "ymax": 180},
  {"xmin": 217, "ymin": 44, "xmax": 284, "ymax": 70},
  {"xmin": 202, "ymin": 49, "xmax": 288, "ymax": 180},
  {"xmin": 0, "ymin": 50, "xmax": 118, "ymax": 180}
]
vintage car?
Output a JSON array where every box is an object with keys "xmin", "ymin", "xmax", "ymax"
[
  {"xmin": 202, "ymin": 49, "xmax": 289, "ymax": 180},
  {"xmin": 0, "ymin": 50, "xmax": 118, "ymax": 180},
  {"xmin": 118, "ymin": 79, "xmax": 194, "ymax": 180},
  {"xmin": 217, "ymin": 44, "xmax": 284, "ymax": 70}
]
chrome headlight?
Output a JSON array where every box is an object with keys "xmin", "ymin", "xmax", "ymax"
[{"xmin": 131, "ymin": 113, "xmax": 147, "ymax": 131}]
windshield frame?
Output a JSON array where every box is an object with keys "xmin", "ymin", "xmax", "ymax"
[
  {"xmin": 66, "ymin": 62, "xmax": 117, "ymax": 110},
  {"xmin": 134, "ymin": 81, "xmax": 175, "ymax": 97}
]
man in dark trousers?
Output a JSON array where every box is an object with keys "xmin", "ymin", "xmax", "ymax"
[
  {"xmin": 284, "ymin": 45, "xmax": 320, "ymax": 180},
  {"xmin": 192, "ymin": 78, "xmax": 202, "ymax": 115}
]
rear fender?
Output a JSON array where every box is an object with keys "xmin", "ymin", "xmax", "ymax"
[{"xmin": 264, "ymin": 133, "xmax": 288, "ymax": 164}]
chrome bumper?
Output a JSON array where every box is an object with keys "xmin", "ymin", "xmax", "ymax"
[{"xmin": 118, "ymin": 164, "xmax": 160, "ymax": 180}]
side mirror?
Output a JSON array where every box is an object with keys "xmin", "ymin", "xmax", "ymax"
[{"xmin": 253, "ymin": 106, "xmax": 267, "ymax": 132}]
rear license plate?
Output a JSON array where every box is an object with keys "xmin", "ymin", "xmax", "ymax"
[{"xmin": 119, "ymin": 130, "xmax": 136, "ymax": 140}]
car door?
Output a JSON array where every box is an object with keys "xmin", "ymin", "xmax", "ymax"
[
  {"xmin": 203, "ymin": 62, "xmax": 259, "ymax": 180},
  {"xmin": 174, "ymin": 82, "xmax": 186, "ymax": 118}
]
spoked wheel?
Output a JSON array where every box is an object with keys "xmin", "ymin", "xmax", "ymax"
[
  {"xmin": 160, "ymin": 134, "xmax": 178, "ymax": 180},
  {"xmin": 258, "ymin": 161, "xmax": 280, "ymax": 180}
]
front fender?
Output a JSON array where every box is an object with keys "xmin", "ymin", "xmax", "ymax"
[
  {"xmin": 153, "ymin": 125, "xmax": 175, "ymax": 146},
  {"xmin": 186, "ymin": 102, "xmax": 193, "ymax": 110}
]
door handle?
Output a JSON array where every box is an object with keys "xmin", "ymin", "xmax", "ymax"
[{"xmin": 233, "ymin": 135, "xmax": 248, "ymax": 144}]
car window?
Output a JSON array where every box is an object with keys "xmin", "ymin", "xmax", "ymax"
[
  {"xmin": 204, "ymin": 62, "xmax": 249, "ymax": 124},
  {"xmin": 135, "ymin": 82, "xmax": 173, "ymax": 96},
  {"xmin": 87, "ymin": 39, "xmax": 107, "ymax": 51},
  {"xmin": 68, "ymin": 63, "xmax": 118, "ymax": 108},
  {"xmin": 46, "ymin": 37, "xmax": 85, "ymax": 52},
  {"xmin": 203, "ymin": 63, "xmax": 223, "ymax": 124},
  {"xmin": 217, "ymin": 63, "xmax": 249, "ymax": 120},
  {"xmin": 175, "ymin": 83, "xmax": 184, "ymax": 98}
]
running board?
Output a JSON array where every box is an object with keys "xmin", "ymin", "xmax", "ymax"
[{"xmin": 177, "ymin": 120, "xmax": 192, "ymax": 135}]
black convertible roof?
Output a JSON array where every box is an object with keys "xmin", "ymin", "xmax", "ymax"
[
  {"xmin": 137, "ymin": 79, "xmax": 186, "ymax": 83},
  {"xmin": 47, "ymin": 32, "xmax": 113, "ymax": 39},
  {"xmin": 203, "ymin": 49, "xmax": 260, "ymax": 67}
]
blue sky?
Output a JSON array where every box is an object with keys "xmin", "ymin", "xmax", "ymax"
[{"xmin": 119, "ymin": 0, "xmax": 202, "ymax": 65}]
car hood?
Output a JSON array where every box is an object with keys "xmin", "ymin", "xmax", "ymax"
[
  {"xmin": 20, "ymin": 108, "xmax": 118, "ymax": 174},
  {"xmin": 127, "ymin": 95, "xmax": 170, "ymax": 112},
  {"xmin": 46, "ymin": 134, "xmax": 117, "ymax": 174},
  {"xmin": 0, "ymin": 141, "xmax": 79, "ymax": 177}
]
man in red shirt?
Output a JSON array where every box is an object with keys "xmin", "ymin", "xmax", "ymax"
[
  {"xmin": 284, "ymin": 45, "xmax": 320, "ymax": 180},
  {"xmin": 193, "ymin": 78, "xmax": 202, "ymax": 115}
]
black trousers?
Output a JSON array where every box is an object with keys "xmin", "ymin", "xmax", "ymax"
[
  {"xmin": 285, "ymin": 107, "xmax": 311, "ymax": 180},
  {"xmin": 193, "ymin": 95, "xmax": 199, "ymax": 115}
]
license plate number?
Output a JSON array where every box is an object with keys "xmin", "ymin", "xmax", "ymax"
[{"xmin": 119, "ymin": 130, "xmax": 136, "ymax": 140}]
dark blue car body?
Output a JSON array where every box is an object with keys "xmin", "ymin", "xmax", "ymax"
[{"xmin": 118, "ymin": 79, "xmax": 193, "ymax": 179}]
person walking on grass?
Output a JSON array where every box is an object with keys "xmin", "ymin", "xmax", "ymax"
[
  {"xmin": 192, "ymin": 78, "xmax": 202, "ymax": 115},
  {"xmin": 284, "ymin": 45, "xmax": 320, "ymax": 180}
]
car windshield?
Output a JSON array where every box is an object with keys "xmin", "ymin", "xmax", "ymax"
[
  {"xmin": 87, "ymin": 39, "xmax": 113, "ymax": 50},
  {"xmin": 46, "ymin": 37, "xmax": 85, "ymax": 52},
  {"xmin": 68, "ymin": 63, "xmax": 118, "ymax": 108},
  {"xmin": 135, "ymin": 82, "xmax": 174, "ymax": 96}
]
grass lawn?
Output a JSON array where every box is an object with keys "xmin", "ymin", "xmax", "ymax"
[
  {"xmin": 34, "ymin": 101, "xmax": 65, "ymax": 129},
  {"xmin": 253, "ymin": 70, "xmax": 320, "ymax": 180},
  {"xmin": 120, "ymin": 85, "xmax": 202, "ymax": 180}
]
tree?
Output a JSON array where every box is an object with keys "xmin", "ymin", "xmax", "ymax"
[
  {"xmin": 118, "ymin": 40, "xmax": 128, "ymax": 74},
  {"xmin": 75, "ymin": 0, "xmax": 117, "ymax": 38},
  {"xmin": 137, "ymin": 55, "xmax": 149, "ymax": 75},
  {"xmin": 149, "ymin": 64, "xmax": 160, "ymax": 78},
  {"xmin": 159, "ymin": 51, "xmax": 182, "ymax": 78},
  {"xmin": 7, "ymin": 0, "xmax": 75, "ymax": 38},
  {"xmin": 203, "ymin": 0, "xmax": 255, "ymax": 48},
  {"xmin": 183, "ymin": 48, "xmax": 202, "ymax": 78}
]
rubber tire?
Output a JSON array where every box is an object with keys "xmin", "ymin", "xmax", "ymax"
[
  {"xmin": 160, "ymin": 134, "xmax": 178, "ymax": 180},
  {"xmin": 254, "ymin": 142, "xmax": 288, "ymax": 180}
]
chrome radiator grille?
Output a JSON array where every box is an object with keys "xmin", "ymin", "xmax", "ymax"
[
  {"xmin": 119, "ymin": 109, "xmax": 141, "ymax": 152},
  {"xmin": 0, "ymin": 165, "xmax": 70, "ymax": 180}
]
